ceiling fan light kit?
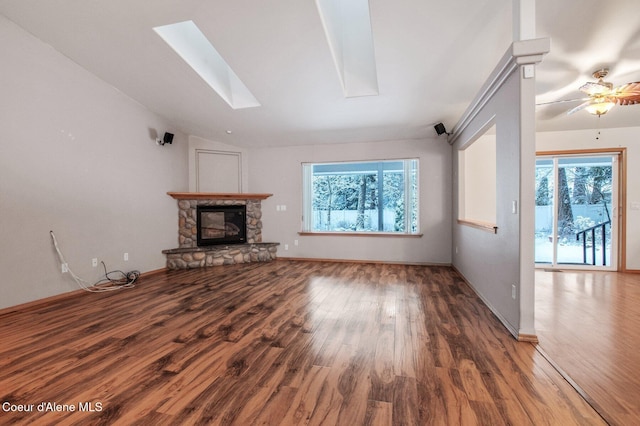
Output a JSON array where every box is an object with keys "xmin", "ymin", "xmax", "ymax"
[{"xmin": 584, "ymin": 99, "xmax": 616, "ymax": 116}]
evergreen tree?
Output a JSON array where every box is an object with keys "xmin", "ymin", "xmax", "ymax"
[
  {"xmin": 572, "ymin": 167, "xmax": 588, "ymax": 204},
  {"xmin": 356, "ymin": 175, "xmax": 367, "ymax": 230},
  {"xmin": 536, "ymin": 176, "xmax": 550, "ymax": 206},
  {"xmin": 557, "ymin": 167, "xmax": 574, "ymax": 235},
  {"xmin": 589, "ymin": 166, "xmax": 611, "ymax": 204},
  {"xmin": 394, "ymin": 198, "xmax": 405, "ymax": 231}
]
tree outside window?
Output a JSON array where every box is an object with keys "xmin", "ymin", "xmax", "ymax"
[{"xmin": 302, "ymin": 160, "xmax": 419, "ymax": 234}]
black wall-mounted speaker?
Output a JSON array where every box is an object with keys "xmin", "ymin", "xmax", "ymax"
[
  {"xmin": 434, "ymin": 123, "xmax": 447, "ymax": 136},
  {"xmin": 163, "ymin": 132, "xmax": 174, "ymax": 145}
]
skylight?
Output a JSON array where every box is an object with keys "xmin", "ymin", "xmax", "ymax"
[
  {"xmin": 315, "ymin": 0, "xmax": 379, "ymax": 98},
  {"xmin": 153, "ymin": 20, "xmax": 260, "ymax": 109}
]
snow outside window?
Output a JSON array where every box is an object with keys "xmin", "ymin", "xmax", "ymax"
[{"xmin": 302, "ymin": 159, "xmax": 419, "ymax": 234}]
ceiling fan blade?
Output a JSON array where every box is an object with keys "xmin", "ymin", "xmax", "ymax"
[
  {"xmin": 613, "ymin": 81, "xmax": 640, "ymax": 93},
  {"xmin": 616, "ymin": 94, "xmax": 640, "ymax": 105},
  {"xmin": 536, "ymin": 97, "xmax": 589, "ymax": 106},
  {"xmin": 612, "ymin": 82, "xmax": 640, "ymax": 105},
  {"xmin": 537, "ymin": 102, "xmax": 572, "ymax": 120},
  {"xmin": 567, "ymin": 100, "xmax": 593, "ymax": 115}
]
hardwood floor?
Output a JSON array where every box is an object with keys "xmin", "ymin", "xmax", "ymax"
[
  {"xmin": 535, "ymin": 269, "xmax": 640, "ymax": 426},
  {"xmin": 0, "ymin": 261, "xmax": 603, "ymax": 425}
]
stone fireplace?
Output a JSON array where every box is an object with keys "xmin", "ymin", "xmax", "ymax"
[{"xmin": 162, "ymin": 192, "xmax": 278, "ymax": 269}]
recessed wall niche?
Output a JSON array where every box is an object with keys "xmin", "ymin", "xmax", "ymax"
[{"xmin": 458, "ymin": 123, "xmax": 497, "ymax": 228}]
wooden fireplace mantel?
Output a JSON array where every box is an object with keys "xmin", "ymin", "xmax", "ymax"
[{"xmin": 167, "ymin": 192, "xmax": 273, "ymax": 200}]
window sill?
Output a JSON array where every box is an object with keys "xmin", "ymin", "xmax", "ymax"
[
  {"xmin": 298, "ymin": 231, "xmax": 423, "ymax": 238},
  {"xmin": 457, "ymin": 219, "xmax": 498, "ymax": 234}
]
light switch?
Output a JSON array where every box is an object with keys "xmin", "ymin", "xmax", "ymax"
[{"xmin": 523, "ymin": 64, "xmax": 535, "ymax": 79}]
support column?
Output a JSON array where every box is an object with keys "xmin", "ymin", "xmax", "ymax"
[{"xmin": 513, "ymin": 0, "xmax": 536, "ymax": 41}]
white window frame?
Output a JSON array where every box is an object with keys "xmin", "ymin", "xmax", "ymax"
[{"xmin": 302, "ymin": 159, "xmax": 419, "ymax": 235}]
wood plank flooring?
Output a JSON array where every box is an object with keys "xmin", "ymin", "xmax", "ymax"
[
  {"xmin": 535, "ymin": 269, "xmax": 640, "ymax": 426},
  {"xmin": 0, "ymin": 261, "xmax": 603, "ymax": 425}
]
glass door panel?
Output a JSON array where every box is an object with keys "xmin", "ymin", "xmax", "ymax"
[
  {"xmin": 535, "ymin": 154, "xmax": 617, "ymax": 270},
  {"xmin": 556, "ymin": 157, "xmax": 613, "ymax": 266},
  {"xmin": 535, "ymin": 159, "xmax": 555, "ymax": 264}
]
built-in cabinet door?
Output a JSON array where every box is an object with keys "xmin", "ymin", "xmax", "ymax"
[{"xmin": 195, "ymin": 149, "xmax": 242, "ymax": 193}]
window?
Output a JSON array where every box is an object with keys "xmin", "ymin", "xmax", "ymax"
[{"xmin": 302, "ymin": 159, "xmax": 419, "ymax": 234}]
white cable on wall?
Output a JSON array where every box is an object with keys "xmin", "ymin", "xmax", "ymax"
[{"xmin": 50, "ymin": 230, "xmax": 138, "ymax": 292}]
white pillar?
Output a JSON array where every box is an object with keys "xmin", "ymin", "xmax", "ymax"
[
  {"xmin": 515, "ymin": 0, "xmax": 538, "ymax": 339},
  {"xmin": 513, "ymin": 0, "xmax": 536, "ymax": 41}
]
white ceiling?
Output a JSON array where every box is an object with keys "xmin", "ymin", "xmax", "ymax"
[{"xmin": 1, "ymin": 0, "xmax": 639, "ymax": 147}]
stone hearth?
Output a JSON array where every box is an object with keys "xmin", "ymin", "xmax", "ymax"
[{"xmin": 162, "ymin": 192, "xmax": 278, "ymax": 270}]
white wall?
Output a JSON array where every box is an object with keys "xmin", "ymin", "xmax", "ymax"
[
  {"xmin": 0, "ymin": 16, "xmax": 188, "ymax": 309},
  {"xmin": 248, "ymin": 138, "xmax": 452, "ymax": 264},
  {"xmin": 537, "ymin": 127, "xmax": 640, "ymax": 270},
  {"xmin": 459, "ymin": 130, "xmax": 497, "ymax": 224}
]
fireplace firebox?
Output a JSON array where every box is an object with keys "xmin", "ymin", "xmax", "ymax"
[{"xmin": 196, "ymin": 205, "xmax": 247, "ymax": 246}]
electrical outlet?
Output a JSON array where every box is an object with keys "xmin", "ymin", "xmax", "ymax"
[
  {"xmin": 61, "ymin": 263, "xmax": 69, "ymax": 273},
  {"xmin": 512, "ymin": 284, "xmax": 517, "ymax": 299},
  {"xmin": 92, "ymin": 258, "xmax": 98, "ymax": 267},
  {"xmin": 294, "ymin": 239, "xmax": 299, "ymax": 246},
  {"xmin": 284, "ymin": 244, "xmax": 289, "ymax": 251},
  {"xmin": 124, "ymin": 253, "xmax": 129, "ymax": 261}
]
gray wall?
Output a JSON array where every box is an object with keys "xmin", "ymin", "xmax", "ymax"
[
  {"xmin": 248, "ymin": 138, "xmax": 452, "ymax": 264},
  {"xmin": 451, "ymin": 67, "xmax": 536, "ymax": 337},
  {"xmin": 0, "ymin": 16, "xmax": 188, "ymax": 309}
]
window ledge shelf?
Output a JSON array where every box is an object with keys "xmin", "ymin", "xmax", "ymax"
[
  {"xmin": 298, "ymin": 232, "xmax": 423, "ymax": 238},
  {"xmin": 457, "ymin": 219, "xmax": 498, "ymax": 234}
]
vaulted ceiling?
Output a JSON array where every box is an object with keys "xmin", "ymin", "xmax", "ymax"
[{"xmin": 1, "ymin": 0, "xmax": 639, "ymax": 147}]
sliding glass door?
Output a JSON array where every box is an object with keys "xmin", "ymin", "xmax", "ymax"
[{"xmin": 535, "ymin": 154, "xmax": 618, "ymax": 270}]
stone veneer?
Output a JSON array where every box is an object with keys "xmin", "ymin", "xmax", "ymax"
[
  {"xmin": 163, "ymin": 244, "xmax": 279, "ymax": 270},
  {"xmin": 162, "ymin": 193, "xmax": 278, "ymax": 270},
  {"xmin": 176, "ymin": 198, "xmax": 262, "ymax": 248}
]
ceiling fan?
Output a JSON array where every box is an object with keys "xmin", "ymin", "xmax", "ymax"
[{"xmin": 538, "ymin": 68, "xmax": 640, "ymax": 116}]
